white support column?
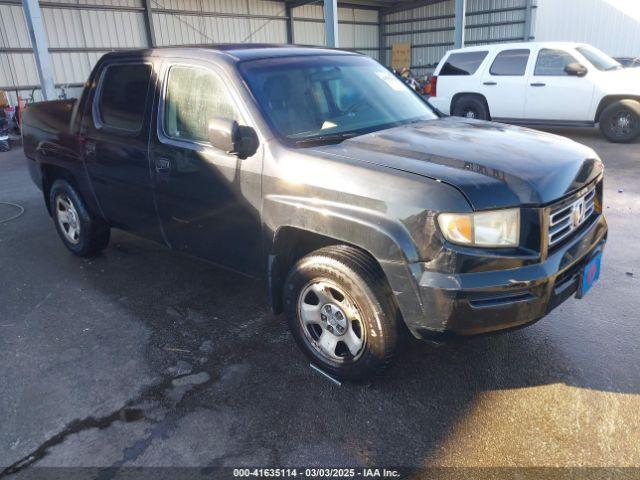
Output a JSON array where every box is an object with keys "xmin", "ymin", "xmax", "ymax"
[
  {"xmin": 324, "ymin": 0, "xmax": 339, "ymax": 48},
  {"xmin": 453, "ymin": 0, "xmax": 466, "ymax": 49},
  {"xmin": 523, "ymin": 0, "xmax": 533, "ymax": 41},
  {"xmin": 22, "ymin": 0, "xmax": 56, "ymax": 101}
]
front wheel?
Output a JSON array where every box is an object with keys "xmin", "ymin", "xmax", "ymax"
[
  {"xmin": 0, "ymin": 139, "xmax": 10, "ymax": 152},
  {"xmin": 599, "ymin": 99, "xmax": 640, "ymax": 143},
  {"xmin": 283, "ymin": 245, "xmax": 400, "ymax": 381},
  {"xmin": 49, "ymin": 179, "xmax": 110, "ymax": 257}
]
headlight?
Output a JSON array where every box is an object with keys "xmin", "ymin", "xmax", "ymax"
[{"xmin": 437, "ymin": 208, "xmax": 520, "ymax": 247}]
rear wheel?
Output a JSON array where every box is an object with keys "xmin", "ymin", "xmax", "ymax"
[
  {"xmin": 599, "ymin": 99, "xmax": 640, "ymax": 143},
  {"xmin": 283, "ymin": 245, "xmax": 400, "ymax": 381},
  {"xmin": 49, "ymin": 179, "xmax": 110, "ymax": 257},
  {"xmin": 452, "ymin": 95, "xmax": 490, "ymax": 120}
]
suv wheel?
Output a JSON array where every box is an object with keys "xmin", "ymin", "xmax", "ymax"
[
  {"xmin": 283, "ymin": 245, "xmax": 399, "ymax": 381},
  {"xmin": 50, "ymin": 179, "xmax": 110, "ymax": 257},
  {"xmin": 599, "ymin": 99, "xmax": 640, "ymax": 143},
  {"xmin": 452, "ymin": 95, "xmax": 490, "ymax": 120}
]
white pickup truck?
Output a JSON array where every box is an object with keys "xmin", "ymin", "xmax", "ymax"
[{"xmin": 428, "ymin": 42, "xmax": 640, "ymax": 143}]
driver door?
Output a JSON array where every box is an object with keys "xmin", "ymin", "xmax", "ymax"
[
  {"xmin": 149, "ymin": 60, "xmax": 263, "ymax": 275},
  {"xmin": 525, "ymin": 47, "xmax": 595, "ymax": 122}
]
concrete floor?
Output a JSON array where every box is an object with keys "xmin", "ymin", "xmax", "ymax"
[{"xmin": 0, "ymin": 127, "xmax": 639, "ymax": 476}]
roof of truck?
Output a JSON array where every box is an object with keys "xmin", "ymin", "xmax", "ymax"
[
  {"xmin": 101, "ymin": 44, "xmax": 359, "ymax": 63},
  {"xmin": 443, "ymin": 41, "xmax": 591, "ymax": 55}
]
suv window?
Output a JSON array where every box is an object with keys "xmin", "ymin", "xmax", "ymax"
[
  {"xmin": 164, "ymin": 65, "xmax": 239, "ymax": 144},
  {"xmin": 490, "ymin": 49, "xmax": 530, "ymax": 76},
  {"xmin": 440, "ymin": 51, "xmax": 488, "ymax": 76},
  {"xmin": 534, "ymin": 49, "xmax": 578, "ymax": 76},
  {"xmin": 97, "ymin": 64, "xmax": 151, "ymax": 131}
]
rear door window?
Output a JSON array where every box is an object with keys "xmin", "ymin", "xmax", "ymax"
[
  {"xmin": 490, "ymin": 49, "xmax": 530, "ymax": 76},
  {"xmin": 440, "ymin": 51, "xmax": 488, "ymax": 76},
  {"xmin": 96, "ymin": 64, "xmax": 151, "ymax": 132},
  {"xmin": 534, "ymin": 49, "xmax": 578, "ymax": 76}
]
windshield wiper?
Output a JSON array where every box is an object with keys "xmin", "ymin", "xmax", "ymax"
[{"xmin": 293, "ymin": 132, "xmax": 360, "ymax": 147}]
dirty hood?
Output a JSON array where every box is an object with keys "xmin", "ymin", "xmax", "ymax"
[{"xmin": 316, "ymin": 117, "xmax": 604, "ymax": 210}]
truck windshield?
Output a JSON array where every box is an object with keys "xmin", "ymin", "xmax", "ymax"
[
  {"xmin": 239, "ymin": 55, "xmax": 437, "ymax": 146},
  {"xmin": 576, "ymin": 45, "xmax": 622, "ymax": 71}
]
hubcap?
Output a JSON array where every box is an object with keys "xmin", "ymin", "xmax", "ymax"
[
  {"xmin": 610, "ymin": 110, "xmax": 635, "ymax": 136},
  {"xmin": 55, "ymin": 194, "xmax": 81, "ymax": 244},
  {"xmin": 465, "ymin": 110, "xmax": 477, "ymax": 119},
  {"xmin": 298, "ymin": 280, "xmax": 365, "ymax": 363},
  {"xmin": 320, "ymin": 303, "xmax": 348, "ymax": 336}
]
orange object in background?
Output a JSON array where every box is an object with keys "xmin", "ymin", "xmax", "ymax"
[
  {"xmin": 16, "ymin": 96, "xmax": 26, "ymax": 127},
  {"xmin": 0, "ymin": 90, "xmax": 9, "ymax": 109}
]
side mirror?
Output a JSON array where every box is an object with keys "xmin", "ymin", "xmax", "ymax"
[
  {"xmin": 565, "ymin": 62, "xmax": 588, "ymax": 77},
  {"xmin": 208, "ymin": 117, "xmax": 259, "ymax": 159}
]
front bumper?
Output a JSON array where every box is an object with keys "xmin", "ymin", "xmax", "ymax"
[{"xmin": 393, "ymin": 213, "xmax": 608, "ymax": 340}]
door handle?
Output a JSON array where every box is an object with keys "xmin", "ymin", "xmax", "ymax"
[
  {"xmin": 155, "ymin": 157, "xmax": 171, "ymax": 172},
  {"xmin": 483, "ymin": 81, "xmax": 497, "ymax": 86},
  {"xmin": 530, "ymin": 82, "xmax": 546, "ymax": 87},
  {"xmin": 84, "ymin": 141, "xmax": 96, "ymax": 157}
]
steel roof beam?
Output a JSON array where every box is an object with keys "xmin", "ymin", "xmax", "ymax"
[
  {"xmin": 380, "ymin": 0, "xmax": 448, "ymax": 15},
  {"xmin": 21, "ymin": 0, "xmax": 56, "ymax": 101}
]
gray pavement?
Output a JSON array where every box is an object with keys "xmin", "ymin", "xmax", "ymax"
[{"xmin": 0, "ymin": 127, "xmax": 639, "ymax": 475}]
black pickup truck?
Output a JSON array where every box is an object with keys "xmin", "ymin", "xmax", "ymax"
[{"xmin": 22, "ymin": 45, "xmax": 608, "ymax": 379}]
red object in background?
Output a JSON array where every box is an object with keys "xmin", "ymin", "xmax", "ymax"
[{"xmin": 429, "ymin": 76, "xmax": 438, "ymax": 97}]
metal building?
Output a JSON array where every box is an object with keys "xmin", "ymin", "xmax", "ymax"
[
  {"xmin": 534, "ymin": 0, "xmax": 640, "ymax": 57},
  {"xmin": 1, "ymin": 0, "xmax": 538, "ymax": 104}
]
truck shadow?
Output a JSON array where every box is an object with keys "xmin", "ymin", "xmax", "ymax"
[{"xmin": 55, "ymin": 228, "xmax": 638, "ymax": 467}]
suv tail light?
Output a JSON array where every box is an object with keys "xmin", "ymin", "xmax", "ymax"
[{"xmin": 429, "ymin": 75, "xmax": 437, "ymax": 97}]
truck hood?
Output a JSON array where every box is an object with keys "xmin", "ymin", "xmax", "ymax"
[
  {"xmin": 315, "ymin": 117, "xmax": 603, "ymax": 210},
  {"xmin": 599, "ymin": 67, "xmax": 640, "ymax": 94}
]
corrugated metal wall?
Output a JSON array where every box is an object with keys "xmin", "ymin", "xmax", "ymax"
[
  {"xmin": 382, "ymin": 0, "xmax": 531, "ymax": 76},
  {"xmin": 292, "ymin": 4, "xmax": 379, "ymax": 60},
  {"xmin": 1, "ymin": 0, "xmax": 543, "ymax": 104},
  {"xmin": 534, "ymin": 0, "xmax": 640, "ymax": 57},
  {"xmin": 1, "ymin": 3, "xmax": 42, "ymax": 103},
  {"xmin": 1, "ymin": 0, "xmax": 148, "ymax": 103},
  {"xmin": 0, "ymin": 0, "xmax": 379, "ymax": 104},
  {"xmin": 151, "ymin": 0, "xmax": 287, "ymax": 46}
]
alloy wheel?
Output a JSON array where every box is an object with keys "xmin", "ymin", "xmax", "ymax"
[
  {"xmin": 463, "ymin": 108, "xmax": 477, "ymax": 119},
  {"xmin": 609, "ymin": 110, "xmax": 636, "ymax": 137},
  {"xmin": 56, "ymin": 194, "xmax": 81, "ymax": 244},
  {"xmin": 297, "ymin": 280, "xmax": 366, "ymax": 363}
]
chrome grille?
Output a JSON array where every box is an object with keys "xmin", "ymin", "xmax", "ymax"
[{"xmin": 548, "ymin": 185, "xmax": 597, "ymax": 247}]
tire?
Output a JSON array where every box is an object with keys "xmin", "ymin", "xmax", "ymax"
[
  {"xmin": 599, "ymin": 99, "xmax": 640, "ymax": 143},
  {"xmin": 283, "ymin": 245, "xmax": 400, "ymax": 381},
  {"xmin": 452, "ymin": 95, "xmax": 490, "ymax": 120},
  {"xmin": 0, "ymin": 140, "xmax": 10, "ymax": 152},
  {"xmin": 49, "ymin": 179, "xmax": 110, "ymax": 257}
]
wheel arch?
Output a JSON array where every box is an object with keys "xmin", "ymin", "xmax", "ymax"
[
  {"xmin": 264, "ymin": 196, "xmax": 423, "ymax": 321},
  {"xmin": 594, "ymin": 95, "xmax": 640, "ymax": 123},
  {"xmin": 41, "ymin": 163, "xmax": 80, "ymax": 216},
  {"xmin": 451, "ymin": 92, "xmax": 491, "ymax": 119}
]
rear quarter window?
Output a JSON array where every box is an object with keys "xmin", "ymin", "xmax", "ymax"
[
  {"xmin": 95, "ymin": 63, "xmax": 151, "ymax": 132},
  {"xmin": 439, "ymin": 51, "xmax": 489, "ymax": 76}
]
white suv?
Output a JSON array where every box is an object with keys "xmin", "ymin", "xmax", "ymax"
[{"xmin": 428, "ymin": 42, "xmax": 640, "ymax": 143}]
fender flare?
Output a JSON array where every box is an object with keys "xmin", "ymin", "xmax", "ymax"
[{"xmin": 264, "ymin": 195, "xmax": 427, "ymax": 334}]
